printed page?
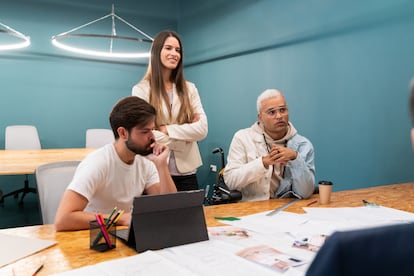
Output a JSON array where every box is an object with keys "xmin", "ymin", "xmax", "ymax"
[{"xmin": 236, "ymin": 244, "xmax": 307, "ymax": 273}]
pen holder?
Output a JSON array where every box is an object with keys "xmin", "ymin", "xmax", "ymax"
[{"xmin": 89, "ymin": 220, "xmax": 116, "ymax": 252}]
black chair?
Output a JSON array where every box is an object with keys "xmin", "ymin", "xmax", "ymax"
[{"xmin": 205, "ymin": 147, "xmax": 242, "ymax": 205}]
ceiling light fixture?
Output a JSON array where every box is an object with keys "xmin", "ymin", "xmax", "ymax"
[
  {"xmin": 51, "ymin": 4, "xmax": 153, "ymax": 59},
  {"xmin": 0, "ymin": 21, "xmax": 31, "ymax": 51}
]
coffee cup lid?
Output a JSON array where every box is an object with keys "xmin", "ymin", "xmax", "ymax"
[{"xmin": 318, "ymin": 180, "xmax": 333, "ymax": 185}]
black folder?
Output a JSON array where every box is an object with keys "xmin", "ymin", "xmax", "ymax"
[{"xmin": 116, "ymin": 189, "xmax": 209, "ymax": 253}]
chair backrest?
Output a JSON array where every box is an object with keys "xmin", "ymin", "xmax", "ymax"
[
  {"xmin": 35, "ymin": 161, "xmax": 80, "ymax": 224},
  {"xmin": 5, "ymin": 125, "xmax": 41, "ymax": 150},
  {"xmin": 85, "ymin": 128, "xmax": 115, "ymax": 148},
  {"xmin": 306, "ymin": 223, "xmax": 414, "ymax": 276}
]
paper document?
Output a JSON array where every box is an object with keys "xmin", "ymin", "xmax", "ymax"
[
  {"xmin": 53, "ymin": 250, "xmax": 198, "ymax": 276},
  {"xmin": 0, "ymin": 233, "xmax": 56, "ymax": 268},
  {"xmin": 236, "ymin": 244, "xmax": 307, "ymax": 273},
  {"xmin": 300, "ymin": 206, "xmax": 414, "ymax": 234},
  {"xmin": 220, "ymin": 210, "xmax": 309, "ymax": 234},
  {"xmin": 208, "ymin": 226, "xmax": 250, "ymax": 240}
]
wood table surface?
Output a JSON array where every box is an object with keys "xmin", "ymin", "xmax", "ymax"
[
  {"xmin": 0, "ymin": 148, "xmax": 95, "ymax": 175},
  {"xmin": 205, "ymin": 182, "xmax": 414, "ymax": 226},
  {"xmin": 0, "ymin": 182, "xmax": 413, "ymax": 275}
]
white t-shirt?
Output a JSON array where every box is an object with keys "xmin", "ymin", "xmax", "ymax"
[{"xmin": 67, "ymin": 144, "xmax": 159, "ymax": 213}]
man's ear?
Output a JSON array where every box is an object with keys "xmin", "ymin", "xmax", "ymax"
[
  {"xmin": 257, "ymin": 113, "xmax": 262, "ymax": 123},
  {"xmin": 117, "ymin": 127, "xmax": 128, "ymax": 139}
]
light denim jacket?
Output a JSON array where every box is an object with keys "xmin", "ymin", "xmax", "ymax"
[{"xmin": 223, "ymin": 122, "xmax": 315, "ymax": 202}]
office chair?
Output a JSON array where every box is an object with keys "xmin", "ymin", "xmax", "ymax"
[
  {"xmin": 85, "ymin": 128, "xmax": 115, "ymax": 148},
  {"xmin": 35, "ymin": 161, "xmax": 80, "ymax": 224},
  {"xmin": 306, "ymin": 222, "xmax": 414, "ymax": 276},
  {"xmin": 1, "ymin": 125, "xmax": 41, "ymax": 205}
]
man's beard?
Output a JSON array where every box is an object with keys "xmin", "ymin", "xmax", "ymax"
[{"xmin": 125, "ymin": 138, "xmax": 154, "ymax": 156}]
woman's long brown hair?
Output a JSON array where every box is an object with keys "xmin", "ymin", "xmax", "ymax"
[{"xmin": 144, "ymin": 30, "xmax": 194, "ymax": 126}]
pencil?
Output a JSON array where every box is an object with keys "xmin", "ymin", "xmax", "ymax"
[
  {"xmin": 105, "ymin": 207, "xmax": 117, "ymax": 226},
  {"xmin": 32, "ymin": 264, "xmax": 43, "ymax": 276},
  {"xmin": 306, "ymin": 200, "xmax": 317, "ymax": 207}
]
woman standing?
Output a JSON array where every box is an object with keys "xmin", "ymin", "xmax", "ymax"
[{"xmin": 132, "ymin": 30, "xmax": 208, "ymax": 191}]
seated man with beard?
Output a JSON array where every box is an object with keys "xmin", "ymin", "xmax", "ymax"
[{"xmin": 55, "ymin": 96, "xmax": 177, "ymax": 231}]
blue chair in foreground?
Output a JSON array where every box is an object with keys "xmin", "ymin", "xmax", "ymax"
[{"xmin": 306, "ymin": 222, "xmax": 414, "ymax": 276}]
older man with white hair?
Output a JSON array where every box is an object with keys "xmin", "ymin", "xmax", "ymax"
[{"xmin": 223, "ymin": 89, "xmax": 315, "ymax": 202}]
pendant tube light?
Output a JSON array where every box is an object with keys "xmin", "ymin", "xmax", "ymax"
[
  {"xmin": 51, "ymin": 4, "xmax": 153, "ymax": 59},
  {"xmin": 0, "ymin": 21, "xmax": 30, "ymax": 51}
]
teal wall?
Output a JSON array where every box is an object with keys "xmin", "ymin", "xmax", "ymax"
[
  {"xmin": 1, "ymin": 0, "xmax": 414, "ymax": 196},
  {"xmin": 178, "ymin": 0, "xmax": 414, "ymax": 191},
  {"xmin": 0, "ymin": 0, "xmax": 177, "ymax": 193}
]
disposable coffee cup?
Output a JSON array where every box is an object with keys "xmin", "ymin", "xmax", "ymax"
[{"xmin": 318, "ymin": 181, "xmax": 333, "ymax": 204}]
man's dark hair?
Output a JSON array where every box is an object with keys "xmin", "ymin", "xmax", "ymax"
[{"xmin": 109, "ymin": 96, "xmax": 156, "ymax": 139}]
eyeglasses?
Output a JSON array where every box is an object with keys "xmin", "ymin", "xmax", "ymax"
[{"xmin": 262, "ymin": 107, "xmax": 288, "ymax": 117}]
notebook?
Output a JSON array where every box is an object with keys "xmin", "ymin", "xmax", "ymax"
[{"xmin": 115, "ymin": 189, "xmax": 209, "ymax": 253}]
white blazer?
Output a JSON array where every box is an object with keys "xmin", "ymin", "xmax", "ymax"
[{"xmin": 132, "ymin": 80, "xmax": 208, "ymax": 173}]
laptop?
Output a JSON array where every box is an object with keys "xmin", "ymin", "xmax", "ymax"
[{"xmin": 115, "ymin": 189, "xmax": 209, "ymax": 253}]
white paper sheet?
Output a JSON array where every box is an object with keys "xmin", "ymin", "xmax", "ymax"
[
  {"xmin": 53, "ymin": 250, "xmax": 198, "ymax": 276},
  {"xmin": 217, "ymin": 210, "xmax": 309, "ymax": 234},
  {"xmin": 0, "ymin": 233, "xmax": 56, "ymax": 268}
]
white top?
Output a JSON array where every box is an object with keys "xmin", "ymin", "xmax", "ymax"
[
  {"xmin": 132, "ymin": 80, "xmax": 208, "ymax": 174},
  {"xmin": 67, "ymin": 144, "xmax": 159, "ymax": 213}
]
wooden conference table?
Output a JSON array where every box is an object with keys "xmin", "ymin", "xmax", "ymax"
[
  {"xmin": 0, "ymin": 148, "xmax": 95, "ymax": 175},
  {"xmin": 0, "ymin": 182, "xmax": 413, "ymax": 275}
]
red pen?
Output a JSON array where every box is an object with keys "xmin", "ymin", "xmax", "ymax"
[
  {"xmin": 306, "ymin": 200, "xmax": 318, "ymax": 207},
  {"xmin": 95, "ymin": 213, "xmax": 112, "ymax": 248}
]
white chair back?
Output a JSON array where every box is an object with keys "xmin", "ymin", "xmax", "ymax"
[
  {"xmin": 35, "ymin": 161, "xmax": 80, "ymax": 224},
  {"xmin": 85, "ymin": 128, "xmax": 114, "ymax": 148},
  {"xmin": 5, "ymin": 125, "xmax": 41, "ymax": 150}
]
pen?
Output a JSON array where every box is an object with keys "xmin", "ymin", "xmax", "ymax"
[
  {"xmin": 95, "ymin": 213, "xmax": 113, "ymax": 248},
  {"xmin": 306, "ymin": 200, "xmax": 318, "ymax": 207},
  {"xmin": 92, "ymin": 214, "xmax": 105, "ymax": 247},
  {"xmin": 362, "ymin": 199, "xmax": 379, "ymax": 207},
  {"xmin": 112, "ymin": 210, "xmax": 124, "ymax": 224},
  {"xmin": 92, "ymin": 209, "xmax": 123, "ymax": 247},
  {"xmin": 107, "ymin": 209, "xmax": 124, "ymax": 229},
  {"xmin": 214, "ymin": 216, "xmax": 240, "ymax": 221},
  {"xmin": 105, "ymin": 207, "xmax": 117, "ymax": 226},
  {"xmin": 32, "ymin": 264, "xmax": 43, "ymax": 276}
]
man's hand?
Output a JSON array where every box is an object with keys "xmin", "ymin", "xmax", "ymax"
[
  {"xmin": 262, "ymin": 145, "xmax": 297, "ymax": 168},
  {"xmin": 145, "ymin": 142, "xmax": 170, "ymax": 167}
]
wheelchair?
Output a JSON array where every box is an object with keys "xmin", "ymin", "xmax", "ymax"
[{"xmin": 205, "ymin": 147, "xmax": 242, "ymax": 205}]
